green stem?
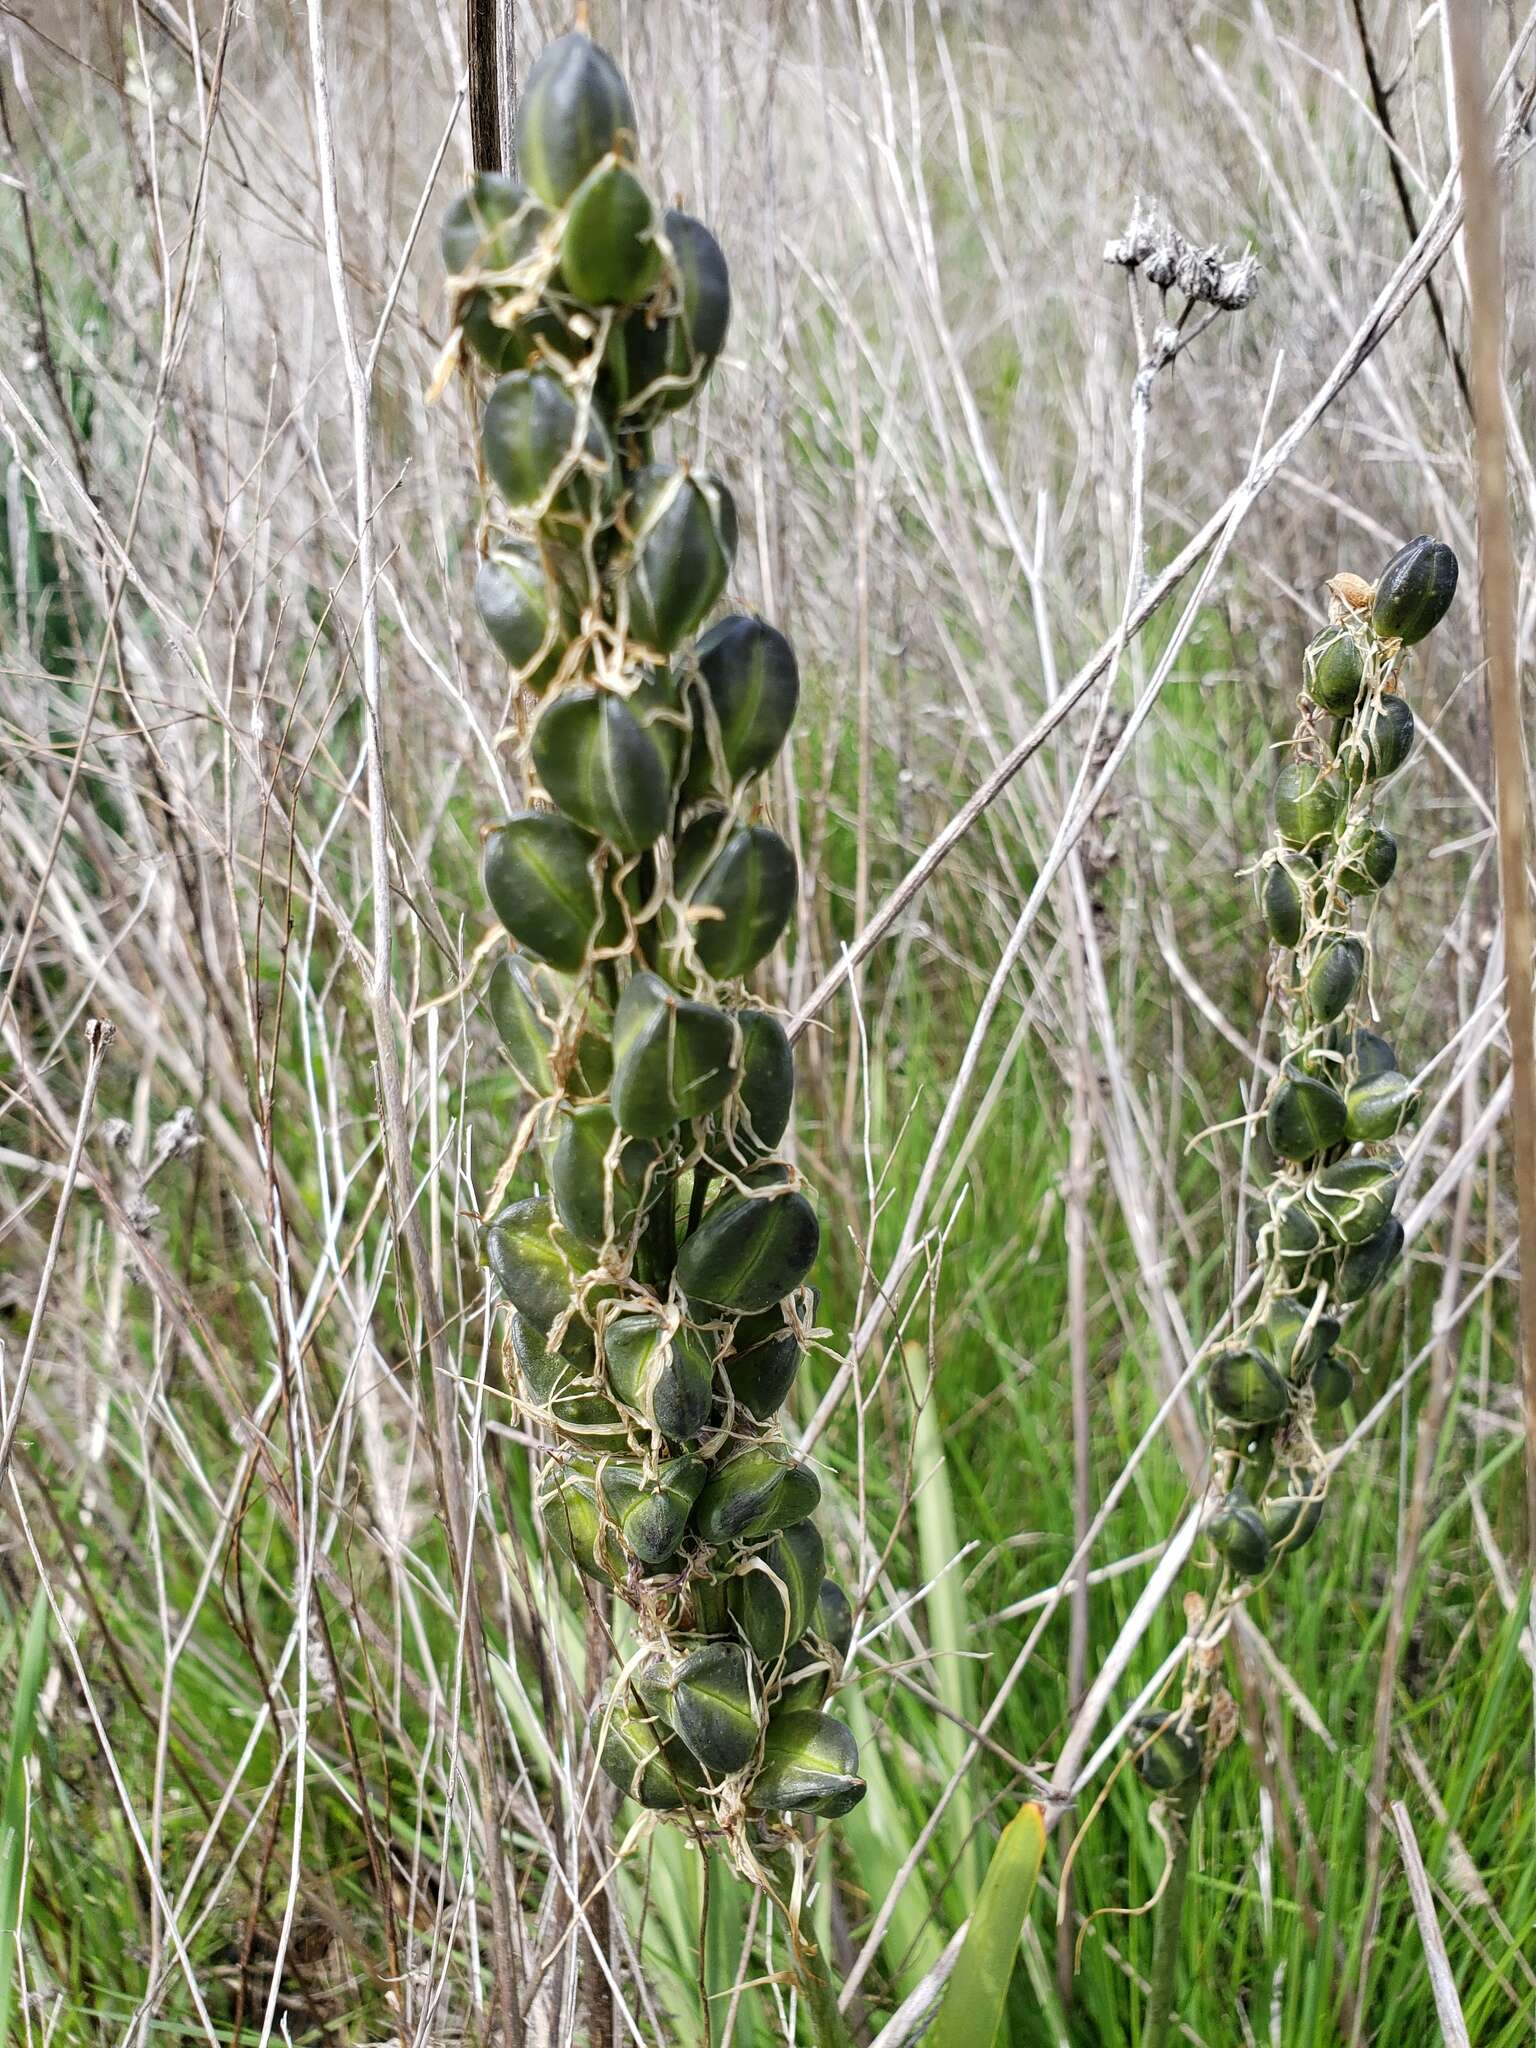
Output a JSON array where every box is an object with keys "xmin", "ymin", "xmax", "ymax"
[
  {"xmin": 1144, "ymin": 1779, "xmax": 1200, "ymax": 2048},
  {"xmin": 765, "ymin": 1851, "xmax": 855, "ymax": 2048}
]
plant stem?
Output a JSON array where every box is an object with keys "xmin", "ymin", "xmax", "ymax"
[
  {"xmin": 765, "ymin": 1851, "xmax": 855, "ymax": 2048},
  {"xmin": 1143, "ymin": 1780, "xmax": 1200, "ymax": 2048}
]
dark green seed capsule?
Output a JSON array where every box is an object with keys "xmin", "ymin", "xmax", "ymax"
[
  {"xmin": 1206, "ymin": 1345, "xmax": 1290, "ymax": 1425},
  {"xmin": 604, "ymin": 1312, "xmax": 717, "ymax": 1441},
  {"xmin": 547, "ymin": 1102, "xmax": 660, "ymax": 1249},
  {"xmin": 688, "ymin": 614, "xmax": 801, "ymax": 790},
  {"xmin": 442, "ymin": 172, "xmax": 545, "ymax": 274},
  {"xmin": 1345, "ymin": 1070, "xmax": 1419, "ymax": 1143},
  {"xmin": 1348, "ymin": 693, "xmax": 1415, "ymax": 784},
  {"xmin": 485, "ymin": 1195, "xmax": 586, "ymax": 1331},
  {"xmin": 602, "ymin": 209, "xmax": 732, "ymax": 419},
  {"xmin": 487, "ymin": 955, "xmax": 611, "ymax": 1099},
  {"xmin": 1305, "ymin": 629, "xmax": 1365, "ymax": 715},
  {"xmin": 1372, "ymin": 536, "xmax": 1458, "ymax": 645},
  {"xmin": 1129, "ymin": 1710, "xmax": 1203, "ymax": 1792},
  {"xmin": 624, "ymin": 465, "xmax": 736, "ymax": 654},
  {"xmin": 1307, "ymin": 1155, "xmax": 1400, "ymax": 1245},
  {"xmin": 560, "ymin": 156, "xmax": 660, "ymax": 304},
  {"xmin": 1305, "ymin": 935, "xmax": 1365, "ymax": 1025},
  {"xmin": 481, "ymin": 371, "xmax": 614, "ymax": 532},
  {"xmin": 670, "ymin": 1641, "xmax": 760, "ymax": 1775},
  {"xmin": 531, "ymin": 688, "xmax": 671, "ymax": 852},
  {"xmin": 776, "ymin": 1639, "xmax": 833, "ymax": 1714},
  {"xmin": 1305, "ymin": 1353, "xmax": 1353, "ymax": 1411},
  {"xmin": 516, "ymin": 33, "xmax": 637, "ymax": 207},
  {"xmin": 751, "ymin": 1709, "xmax": 864, "ymax": 1817},
  {"xmin": 677, "ymin": 1174, "xmax": 820, "ymax": 1312},
  {"xmin": 484, "ymin": 811, "xmax": 622, "ymax": 972},
  {"xmin": 1266, "ymin": 1074, "xmax": 1348, "ymax": 1162},
  {"xmin": 1262, "ymin": 1301, "xmax": 1340, "ymax": 1378},
  {"xmin": 610, "ymin": 971, "xmax": 739, "ymax": 1136},
  {"xmin": 727, "ymin": 1519, "xmax": 824, "ymax": 1665},
  {"xmin": 672, "ymin": 818, "xmax": 798, "ymax": 981},
  {"xmin": 815, "ymin": 1577, "xmax": 854, "ymax": 1665},
  {"xmin": 1336, "ymin": 822, "xmax": 1398, "ymax": 896},
  {"xmin": 731, "ymin": 1008, "xmax": 795, "ymax": 1156},
  {"xmin": 720, "ymin": 1297, "xmax": 805, "ymax": 1421},
  {"xmin": 538, "ymin": 1462, "xmax": 611, "ymax": 1580},
  {"xmin": 596, "ymin": 1688, "xmax": 702, "ymax": 1810},
  {"xmin": 1274, "ymin": 760, "xmax": 1344, "ymax": 849},
  {"xmin": 599, "ymin": 1454, "xmax": 707, "ymax": 1564},
  {"xmin": 1258, "ymin": 849, "xmax": 1311, "ymax": 949},
  {"xmin": 1264, "ymin": 1476, "xmax": 1326, "ymax": 1555},
  {"xmin": 693, "ymin": 1443, "xmax": 821, "ymax": 1545},
  {"xmin": 1268, "ymin": 1186, "xmax": 1324, "ymax": 1261},
  {"xmin": 511, "ymin": 1315, "xmax": 628, "ymax": 1449},
  {"xmin": 1350, "ymin": 1028, "xmax": 1398, "ymax": 1080},
  {"xmin": 1208, "ymin": 1490, "xmax": 1272, "ymax": 1576},
  {"xmin": 474, "ymin": 545, "xmax": 573, "ymax": 694},
  {"xmin": 1334, "ymin": 1216, "xmax": 1404, "ymax": 1302}
]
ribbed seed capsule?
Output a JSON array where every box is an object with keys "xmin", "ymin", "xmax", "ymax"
[
  {"xmin": 474, "ymin": 546, "xmax": 573, "ymax": 693},
  {"xmin": 603, "ymin": 208, "xmax": 732, "ymax": 421},
  {"xmin": 730, "ymin": 1009, "xmax": 795, "ymax": 1157},
  {"xmin": 1334, "ymin": 1216, "xmax": 1404, "ymax": 1301},
  {"xmin": 482, "ymin": 371, "xmax": 614, "ymax": 532},
  {"xmin": 547, "ymin": 1102, "xmax": 661, "ymax": 1248},
  {"xmin": 1264, "ymin": 1478, "xmax": 1326, "ymax": 1555},
  {"xmin": 599, "ymin": 1454, "xmax": 707, "ymax": 1564},
  {"xmin": 538, "ymin": 1462, "xmax": 611, "ymax": 1580},
  {"xmin": 486, "ymin": 1196, "xmax": 587, "ymax": 1331},
  {"xmin": 604, "ymin": 1313, "xmax": 716, "ymax": 1441},
  {"xmin": 1344, "ymin": 1071, "xmax": 1419, "ymax": 1143},
  {"xmin": 1350, "ymin": 1028, "xmax": 1398, "ymax": 1080},
  {"xmin": 1337, "ymin": 822, "xmax": 1398, "ymax": 895},
  {"xmin": 1208, "ymin": 1490, "xmax": 1272, "ymax": 1576},
  {"xmin": 1304, "ymin": 629, "xmax": 1364, "ymax": 714},
  {"xmin": 531, "ymin": 687, "xmax": 670, "ymax": 852},
  {"xmin": 1274, "ymin": 760, "xmax": 1343, "ymax": 849},
  {"xmin": 720, "ymin": 1296, "xmax": 805, "ymax": 1421},
  {"xmin": 488, "ymin": 955, "xmax": 613, "ymax": 1100},
  {"xmin": 1305, "ymin": 935, "xmax": 1365, "ymax": 1025},
  {"xmin": 511, "ymin": 1315, "xmax": 628, "ymax": 1449},
  {"xmin": 676, "ymin": 1173, "xmax": 820, "ymax": 1312},
  {"xmin": 1304, "ymin": 1353, "xmax": 1353, "ymax": 1411},
  {"xmin": 610, "ymin": 971, "xmax": 739, "ymax": 1135},
  {"xmin": 484, "ymin": 811, "xmax": 623, "ymax": 972},
  {"xmin": 560, "ymin": 156, "xmax": 660, "ymax": 304},
  {"xmin": 671, "ymin": 817, "xmax": 798, "ymax": 980},
  {"xmin": 1265, "ymin": 1074, "xmax": 1347, "ymax": 1162},
  {"xmin": 670, "ymin": 1642, "xmax": 760, "ymax": 1775},
  {"xmin": 1262, "ymin": 1300, "xmax": 1340, "ymax": 1379},
  {"xmin": 1347, "ymin": 693, "xmax": 1415, "ymax": 784},
  {"xmin": 751, "ymin": 1709, "xmax": 864, "ymax": 1817},
  {"xmin": 693, "ymin": 1443, "xmax": 821, "ymax": 1545},
  {"xmin": 1206, "ymin": 1345, "xmax": 1289, "ymax": 1425},
  {"xmin": 1307, "ymin": 1155, "xmax": 1400, "ymax": 1245},
  {"xmin": 1128, "ymin": 1710, "xmax": 1202, "ymax": 1791},
  {"xmin": 1371, "ymin": 535, "xmax": 1458, "ymax": 644},
  {"xmin": 624, "ymin": 466, "xmax": 736, "ymax": 654},
  {"xmin": 596, "ymin": 1688, "xmax": 702, "ymax": 1811},
  {"xmin": 1257, "ymin": 849, "xmax": 1311, "ymax": 948},
  {"xmin": 687, "ymin": 614, "xmax": 801, "ymax": 790},
  {"xmin": 516, "ymin": 33, "xmax": 637, "ymax": 206},
  {"xmin": 726, "ymin": 1519, "xmax": 824, "ymax": 1665}
]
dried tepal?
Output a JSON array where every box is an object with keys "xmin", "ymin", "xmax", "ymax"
[{"xmin": 445, "ymin": 31, "xmax": 863, "ymax": 1858}]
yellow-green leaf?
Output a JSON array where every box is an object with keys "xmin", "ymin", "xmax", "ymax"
[{"xmin": 927, "ymin": 1802, "xmax": 1047, "ymax": 2048}]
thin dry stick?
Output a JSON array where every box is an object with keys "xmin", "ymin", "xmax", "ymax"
[
  {"xmin": 1448, "ymin": 0, "xmax": 1536, "ymax": 1566},
  {"xmin": 1391, "ymin": 1802, "xmax": 1474, "ymax": 2048}
]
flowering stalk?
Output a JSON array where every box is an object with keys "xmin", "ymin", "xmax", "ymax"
[
  {"xmin": 1128, "ymin": 533, "xmax": 1458, "ymax": 2039},
  {"xmin": 443, "ymin": 28, "xmax": 863, "ymax": 1892}
]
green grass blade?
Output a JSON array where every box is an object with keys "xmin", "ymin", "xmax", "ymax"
[
  {"xmin": 1, "ymin": 1592, "xmax": 50, "ymax": 2042},
  {"xmin": 926, "ymin": 1801, "xmax": 1046, "ymax": 2048}
]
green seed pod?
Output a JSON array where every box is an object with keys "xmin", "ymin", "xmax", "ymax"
[
  {"xmin": 610, "ymin": 971, "xmax": 740, "ymax": 1136},
  {"xmin": 482, "ymin": 371, "xmax": 614, "ymax": 532},
  {"xmin": 1345, "ymin": 1070, "xmax": 1419, "ymax": 1143},
  {"xmin": 1348, "ymin": 693, "xmax": 1415, "ymax": 784},
  {"xmin": 1206, "ymin": 1345, "xmax": 1289, "ymax": 1426},
  {"xmin": 1305, "ymin": 1353, "xmax": 1353, "ymax": 1412},
  {"xmin": 1371, "ymin": 536, "xmax": 1458, "ymax": 645},
  {"xmin": 1264, "ymin": 1483, "xmax": 1325, "ymax": 1557},
  {"xmin": 516, "ymin": 33, "xmax": 637, "ymax": 207},
  {"xmin": 669, "ymin": 1640, "xmax": 760, "ymax": 1775},
  {"xmin": 1350, "ymin": 1028, "xmax": 1398, "ymax": 1080},
  {"xmin": 1305, "ymin": 935, "xmax": 1365, "ymax": 1025},
  {"xmin": 462, "ymin": 294, "xmax": 579, "ymax": 376},
  {"xmin": 1128, "ymin": 1710, "xmax": 1202, "ymax": 1792},
  {"xmin": 442, "ymin": 173, "xmax": 542, "ymax": 275},
  {"xmin": 1336, "ymin": 822, "xmax": 1398, "ymax": 895},
  {"xmin": 599, "ymin": 1454, "xmax": 707, "ymax": 1565},
  {"xmin": 511, "ymin": 1314, "xmax": 630, "ymax": 1448},
  {"xmin": 629, "ymin": 665, "xmax": 688, "ymax": 783},
  {"xmin": 1257, "ymin": 849, "xmax": 1311, "ymax": 949},
  {"xmin": 1334, "ymin": 1216, "xmax": 1404, "ymax": 1302},
  {"xmin": 1265, "ymin": 1074, "xmax": 1347, "ymax": 1162},
  {"xmin": 603, "ymin": 208, "xmax": 732, "ymax": 419},
  {"xmin": 486, "ymin": 1196, "xmax": 586, "ymax": 1331},
  {"xmin": 560, "ymin": 156, "xmax": 661, "ymax": 305},
  {"xmin": 687, "ymin": 614, "xmax": 801, "ymax": 789},
  {"xmin": 474, "ymin": 545, "xmax": 573, "ymax": 695},
  {"xmin": 604, "ymin": 1312, "xmax": 717, "ymax": 1441},
  {"xmin": 547, "ymin": 1101, "xmax": 661, "ymax": 1248},
  {"xmin": 1304, "ymin": 629, "xmax": 1364, "ymax": 715},
  {"xmin": 676, "ymin": 1175, "xmax": 820, "ymax": 1312},
  {"xmin": 751, "ymin": 1708, "xmax": 864, "ymax": 1818},
  {"xmin": 531, "ymin": 687, "xmax": 670, "ymax": 853},
  {"xmin": 731, "ymin": 1008, "xmax": 795, "ymax": 1156},
  {"xmin": 720, "ymin": 1296, "xmax": 804, "ymax": 1421},
  {"xmin": 538, "ymin": 1461, "xmax": 611, "ymax": 1580},
  {"xmin": 624, "ymin": 465, "xmax": 736, "ymax": 655},
  {"xmin": 1262, "ymin": 1300, "xmax": 1341, "ymax": 1379},
  {"xmin": 815, "ymin": 1577, "xmax": 855, "ymax": 1665},
  {"xmin": 484, "ymin": 811, "xmax": 622, "ymax": 972},
  {"xmin": 487, "ymin": 955, "xmax": 612, "ymax": 1100},
  {"xmin": 1267, "ymin": 1186, "xmax": 1324, "ymax": 1262},
  {"xmin": 1307, "ymin": 1155, "xmax": 1400, "ymax": 1246},
  {"xmin": 672, "ymin": 818, "xmax": 798, "ymax": 980},
  {"xmin": 596, "ymin": 1687, "xmax": 702, "ymax": 1810},
  {"xmin": 727, "ymin": 1520, "xmax": 824, "ymax": 1665},
  {"xmin": 1274, "ymin": 760, "xmax": 1344, "ymax": 849},
  {"xmin": 693, "ymin": 1443, "xmax": 821, "ymax": 1546},
  {"xmin": 1208, "ymin": 1490, "xmax": 1272, "ymax": 1576},
  {"xmin": 776, "ymin": 1639, "xmax": 833, "ymax": 1714}
]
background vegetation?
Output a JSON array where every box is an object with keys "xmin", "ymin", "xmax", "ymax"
[{"xmin": 1, "ymin": 1, "xmax": 1532, "ymax": 2042}]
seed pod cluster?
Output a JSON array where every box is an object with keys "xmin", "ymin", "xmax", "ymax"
[
  {"xmin": 449, "ymin": 32, "xmax": 863, "ymax": 1847},
  {"xmin": 1132, "ymin": 534, "xmax": 1455, "ymax": 1789}
]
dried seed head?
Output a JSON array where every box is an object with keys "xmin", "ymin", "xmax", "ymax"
[{"xmin": 1326, "ymin": 572, "xmax": 1376, "ymax": 624}]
